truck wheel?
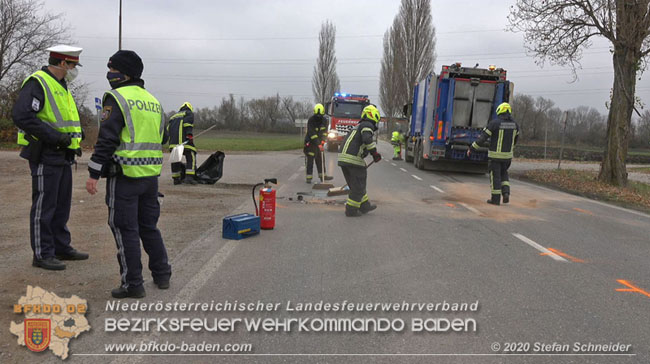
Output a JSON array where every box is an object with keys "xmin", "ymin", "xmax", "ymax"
[
  {"xmin": 405, "ymin": 141, "xmax": 414, "ymax": 163},
  {"xmin": 415, "ymin": 142, "xmax": 425, "ymax": 170}
]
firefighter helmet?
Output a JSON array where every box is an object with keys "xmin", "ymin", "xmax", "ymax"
[
  {"xmin": 181, "ymin": 102, "xmax": 193, "ymax": 112},
  {"xmin": 496, "ymin": 102, "xmax": 511, "ymax": 115},
  {"xmin": 361, "ymin": 105, "xmax": 380, "ymax": 123},
  {"xmin": 314, "ymin": 103, "xmax": 325, "ymax": 115}
]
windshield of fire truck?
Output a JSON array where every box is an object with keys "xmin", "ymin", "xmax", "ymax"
[{"xmin": 332, "ymin": 102, "xmax": 365, "ymax": 118}]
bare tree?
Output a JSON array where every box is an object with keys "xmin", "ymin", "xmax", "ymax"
[
  {"xmin": 380, "ymin": 0, "xmax": 436, "ymax": 119},
  {"xmin": 312, "ymin": 20, "xmax": 340, "ymax": 105},
  {"xmin": 379, "ymin": 17, "xmax": 406, "ymax": 120},
  {"xmin": 0, "ymin": 0, "xmax": 69, "ymax": 84},
  {"xmin": 282, "ymin": 96, "xmax": 311, "ymax": 124},
  {"xmin": 509, "ymin": 0, "xmax": 650, "ymax": 186}
]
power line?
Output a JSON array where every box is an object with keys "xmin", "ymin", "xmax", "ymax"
[{"xmin": 75, "ymin": 29, "xmax": 506, "ymax": 42}]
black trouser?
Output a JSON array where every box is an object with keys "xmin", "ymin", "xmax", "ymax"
[
  {"xmin": 106, "ymin": 175, "xmax": 171, "ymax": 289},
  {"xmin": 488, "ymin": 159, "xmax": 511, "ymax": 198},
  {"xmin": 171, "ymin": 148, "xmax": 197, "ymax": 180},
  {"xmin": 29, "ymin": 162, "xmax": 74, "ymax": 260},
  {"xmin": 340, "ymin": 165, "xmax": 368, "ymax": 210},
  {"xmin": 305, "ymin": 145, "xmax": 324, "ymax": 180}
]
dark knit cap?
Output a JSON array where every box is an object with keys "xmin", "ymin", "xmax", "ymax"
[{"xmin": 107, "ymin": 50, "xmax": 143, "ymax": 79}]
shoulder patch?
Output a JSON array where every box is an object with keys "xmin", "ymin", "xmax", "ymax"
[
  {"xmin": 31, "ymin": 98, "xmax": 40, "ymax": 111},
  {"xmin": 101, "ymin": 106, "xmax": 112, "ymax": 121}
]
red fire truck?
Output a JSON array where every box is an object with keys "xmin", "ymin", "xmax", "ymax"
[{"xmin": 325, "ymin": 93, "xmax": 371, "ymax": 152}]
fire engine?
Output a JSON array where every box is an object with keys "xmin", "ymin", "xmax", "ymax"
[{"xmin": 325, "ymin": 93, "xmax": 371, "ymax": 152}]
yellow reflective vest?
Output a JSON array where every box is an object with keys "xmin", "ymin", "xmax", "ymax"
[
  {"xmin": 17, "ymin": 70, "xmax": 81, "ymax": 150},
  {"xmin": 105, "ymin": 86, "xmax": 165, "ymax": 178}
]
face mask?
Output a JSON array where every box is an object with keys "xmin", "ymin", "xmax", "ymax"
[
  {"xmin": 64, "ymin": 67, "xmax": 79, "ymax": 82},
  {"xmin": 107, "ymin": 72, "xmax": 127, "ymax": 89}
]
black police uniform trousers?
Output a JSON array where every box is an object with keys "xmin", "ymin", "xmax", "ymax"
[
  {"xmin": 106, "ymin": 175, "xmax": 171, "ymax": 289},
  {"xmin": 488, "ymin": 158, "xmax": 512, "ymax": 199},
  {"xmin": 29, "ymin": 162, "xmax": 74, "ymax": 260},
  {"xmin": 341, "ymin": 165, "xmax": 369, "ymax": 210},
  {"xmin": 305, "ymin": 144, "xmax": 324, "ymax": 180}
]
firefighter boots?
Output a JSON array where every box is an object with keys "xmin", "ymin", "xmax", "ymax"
[
  {"xmin": 486, "ymin": 194, "xmax": 501, "ymax": 205},
  {"xmin": 360, "ymin": 201, "xmax": 377, "ymax": 214},
  {"xmin": 345, "ymin": 205, "xmax": 362, "ymax": 217},
  {"xmin": 502, "ymin": 193, "xmax": 510, "ymax": 204}
]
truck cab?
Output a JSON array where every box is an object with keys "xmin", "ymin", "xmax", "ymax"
[
  {"xmin": 325, "ymin": 93, "xmax": 370, "ymax": 152},
  {"xmin": 406, "ymin": 63, "xmax": 513, "ymax": 173}
]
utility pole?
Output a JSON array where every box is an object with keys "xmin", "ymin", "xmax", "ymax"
[
  {"xmin": 557, "ymin": 111, "xmax": 569, "ymax": 170},
  {"xmin": 118, "ymin": 0, "xmax": 123, "ymax": 50}
]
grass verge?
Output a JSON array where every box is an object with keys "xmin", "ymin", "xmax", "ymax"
[
  {"xmin": 629, "ymin": 167, "xmax": 650, "ymax": 174},
  {"xmin": 193, "ymin": 132, "xmax": 303, "ymax": 151},
  {"xmin": 519, "ymin": 169, "xmax": 650, "ymax": 213}
]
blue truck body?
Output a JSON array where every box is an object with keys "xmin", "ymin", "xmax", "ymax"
[{"xmin": 405, "ymin": 64, "xmax": 512, "ymax": 173}]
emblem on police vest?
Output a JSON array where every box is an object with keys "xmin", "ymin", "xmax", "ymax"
[{"xmin": 24, "ymin": 319, "xmax": 51, "ymax": 352}]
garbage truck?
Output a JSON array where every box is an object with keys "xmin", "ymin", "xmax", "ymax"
[
  {"xmin": 325, "ymin": 93, "xmax": 371, "ymax": 152},
  {"xmin": 405, "ymin": 63, "xmax": 513, "ymax": 173}
]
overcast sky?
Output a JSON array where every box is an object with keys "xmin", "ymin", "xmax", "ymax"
[{"xmin": 45, "ymin": 0, "xmax": 649, "ymax": 116}]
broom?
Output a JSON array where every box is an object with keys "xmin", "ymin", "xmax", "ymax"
[
  {"xmin": 312, "ymin": 147, "xmax": 334, "ymax": 190},
  {"xmin": 327, "ymin": 161, "xmax": 374, "ymax": 196}
]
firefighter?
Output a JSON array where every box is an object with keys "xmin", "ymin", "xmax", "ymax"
[
  {"xmin": 304, "ymin": 103, "xmax": 333, "ymax": 183},
  {"xmin": 337, "ymin": 105, "xmax": 382, "ymax": 217},
  {"xmin": 168, "ymin": 102, "xmax": 197, "ymax": 185},
  {"xmin": 468, "ymin": 102, "xmax": 520, "ymax": 205},
  {"xmin": 391, "ymin": 129, "xmax": 405, "ymax": 160},
  {"xmin": 85, "ymin": 50, "xmax": 171, "ymax": 298},
  {"xmin": 12, "ymin": 45, "xmax": 89, "ymax": 271}
]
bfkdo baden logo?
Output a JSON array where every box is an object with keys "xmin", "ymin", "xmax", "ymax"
[
  {"xmin": 10, "ymin": 286, "xmax": 90, "ymax": 360},
  {"xmin": 25, "ymin": 318, "xmax": 51, "ymax": 352}
]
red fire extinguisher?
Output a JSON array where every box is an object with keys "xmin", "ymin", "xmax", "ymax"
[{"xmin": 253, "ymin": 178, "xmax": 277, "ymax": 230}]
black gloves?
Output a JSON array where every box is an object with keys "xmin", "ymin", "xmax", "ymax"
[
  {"xmin": 372, "ymin": 151, "xmax": 382, "ymax": 163},
  {"xmin": 56, "ymin": 133, "xmax": 72, "ymax": 149}
]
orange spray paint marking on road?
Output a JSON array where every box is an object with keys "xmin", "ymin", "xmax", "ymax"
[
  {"xmin": 540, "ymin": 248, "xmax": 585, "ymax": 263},
  {"xmin": 616, "ymin": 280, "xmax": 650, "ymax": 298},
  {"xmin": 573, "ymin": 207, "xmax": 594, "ymax": 216},
  {"xmin": 445, "ymin": 203, "xmax": 456, "ymax": 208}
]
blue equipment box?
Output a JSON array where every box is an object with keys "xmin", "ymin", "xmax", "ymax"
[{"xmin": 222, "ymin": 213, "xmax": 260, "ymax": 240}]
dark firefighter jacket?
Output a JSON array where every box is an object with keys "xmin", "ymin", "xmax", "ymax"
[
  {"xmin": 337, "ymin": 118, "xmax": 378, "ymax": 167},
  {"xmin": 304, "ymin": 114, "xmax": 327, "ymax": 145},
  {"xmin": 168, "ymin": 106, "xmax": 195, "ymax": 150},
  {"xmin": 471, "ymin": 113, "xmax": 520, "ymax": 160}
]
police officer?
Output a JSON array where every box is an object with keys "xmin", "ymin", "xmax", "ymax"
[
  {"xmin": 468, "ymin": 102, "xmax": 520, "ymax": 205},
  {"xmin": 85, "ymin": 50, "xmax": 171, "ymax": 298},
  {"xmin": 391, "ymin": 129, "xmax": 405, "ymax": 160},
  {"xmin": 304, "ymin": 103, "xmax": 333, "ymax": 183},
  {"xmin": 168, "ymin": 102, "xmax": 197, "ymax": 185},
  {"xmin": 12, "ymin": 45, "xmax": 89, "ymax": 271},
  {"xmin": 337, "ymin": 105, "xmax": 382, "ymax": 217}
]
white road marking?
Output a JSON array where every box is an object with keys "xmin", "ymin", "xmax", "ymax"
[
  {"xmin": 400, "ymin": 168, "xmax": 407, "ymax": 172},
  {"xmin": 512, "ymin": 233, "xmax": 568, "ymax": 262},
  {"xmin": 298, "ymin": 166, "xmax": 305, "ymax": 171},
  {"xmin": 430, "ymin": 185, "xmax": 445, "ymax": 193},
  {"xmin": 459, "ymin": 202, "xmax": 481, "ymax": 215},
  {"xmin": 391, "ymin": 163, "xmax": 396, "ymax": 166},
  {"xmin": 288, "ymin": 172, "xmax": 299, "ymax": 181},
  {"xmin": 412, "ymin": 174, "xmax": 423, "ymax": 181},
  {"xmin": 174, "ymin": 241, "xmax": 239, "ymax": 302}
]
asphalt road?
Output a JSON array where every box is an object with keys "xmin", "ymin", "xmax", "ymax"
[{"xmin": 69, "ymin": 142, "xmax": 649, "ymax": 364}]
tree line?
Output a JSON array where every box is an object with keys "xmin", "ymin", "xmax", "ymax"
[{"xmin": 511, "ymin": 93, "xmax": 650, "ymax": 149}]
